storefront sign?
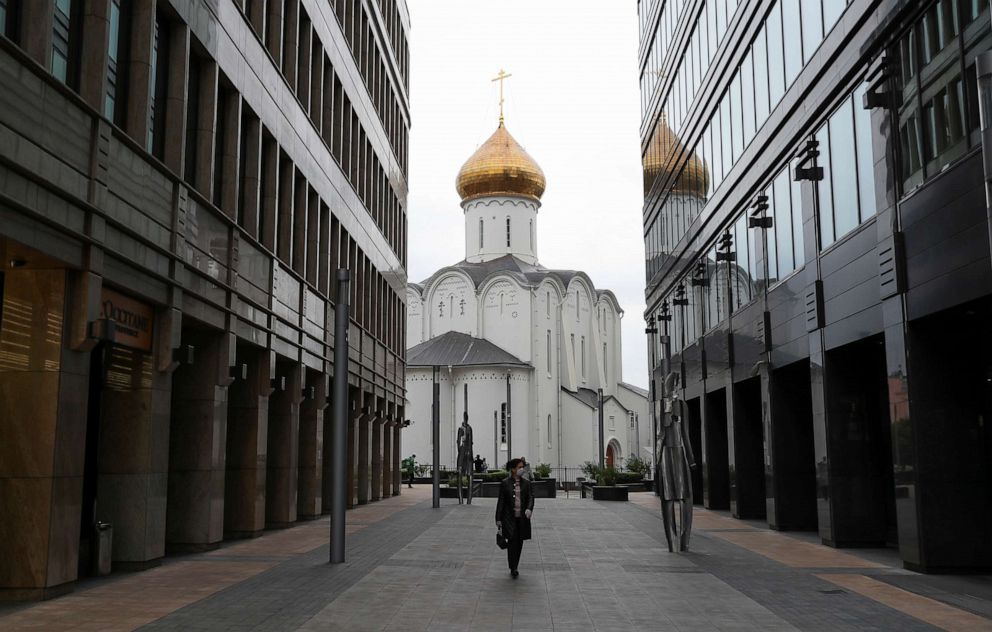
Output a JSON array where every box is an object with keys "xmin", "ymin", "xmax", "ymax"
[{"xmin": 99, "ymin": 288, "xmax": 154, "ymax": 352}]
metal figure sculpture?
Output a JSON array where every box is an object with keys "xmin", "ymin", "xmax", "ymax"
[
  {"xmin": 456, "ymin": 412, "xmax": 475, "ymax": 504},
  {"xmin": 657, "ymin": 371, "xmax": 696, "ymax": 552}
]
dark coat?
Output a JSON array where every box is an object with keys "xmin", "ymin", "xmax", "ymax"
[{"xmin": 495, "ymin": 476, "xmax": 534, "ymax": 541}]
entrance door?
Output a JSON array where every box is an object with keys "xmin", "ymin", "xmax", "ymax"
[{"xmin": 606, "ymin": 443, "xmax": 616, "ymax": 468}]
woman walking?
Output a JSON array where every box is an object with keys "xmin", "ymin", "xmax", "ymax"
[{"xmin": 496, "ymin": 458, "xmax": 534, "ymax": 578}]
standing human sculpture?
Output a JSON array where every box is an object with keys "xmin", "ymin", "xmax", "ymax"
[
  {"xmin": 456, "ymin": 412, "xmax": 475, "ymax": 504},
  {"xmin": 657, "ymin": 371, "xmax": 696, "ymax": 552}
]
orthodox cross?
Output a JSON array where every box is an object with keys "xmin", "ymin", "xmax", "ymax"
[{"xmin": 492, "ymin": 68, "xmax": 512, "ymax": 125}]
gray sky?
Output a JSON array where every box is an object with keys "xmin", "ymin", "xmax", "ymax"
[{"xmin": 406, "ymin": 0, "xmax": 648, "ymax": 389}]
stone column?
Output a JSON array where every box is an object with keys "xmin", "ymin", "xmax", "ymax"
[
  {"xmin": 162, "ymin": 22, "xmax": 190, "ymax": 176},
  {"xmin": 19, "ymin": 0, "xmax": 55, "ymax": 69},
  {"xmin": 217, "ymin": 91, "xmax": 242, "ymax": 220},
  {"xmin": 193, "ymin": 60, "xmax": 219, "ymax": 201},
  {"xmin": 0, "ymin": 268, "xmax": 89, "ymax": 600},
  {"xmin": 392, "ymin": 406, "xmax": 403, "ymax": 495},
  {"xmin": 96, "ymin": 343, "xmax": 172, "ymax": 570},
  {"xmin": 357, "ymin": 400, "xmax": 372, "ymax": 505},
  {"xmin": 297, "ymin": 369, "xmax": 326, "ymax": 519},
  {"xmin": 347, "ymin": 387, "xmax": 362, "ymax": 508},
  {"xmin": 266, "ymin": 362, "xmax": 302, "ymax": 528},
  {"xmin": 79, "ymin": 0, "xmax": 111, "ymax": 111},
  {"xmin": 224, "ymin": 346, "xmax": 271, "ymax": 538},
  {"xmin": 381, "ymin": 413, "xmax": 393, "ymax": 499},
  {"xmin": 240, "ymin": 115, "xmax": 262, "ymax": 239},
  {"xmin": 370, "ymin": 405, "xmax": 384, "ymax": 502},
  {"xmin": 166, "ymin": 330, "xmax": 233, "ymax": 552},
  {"xmin": 124, "ymin": 0, "xmax": 156, "ymax": 149}
]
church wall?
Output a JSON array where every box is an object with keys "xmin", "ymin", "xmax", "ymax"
[
  {"xmin": 407, "ymin": 289, "xmax": 425, "ymax": 346},
  {"xmin": 481, "ymin": 279, "xmax": 532, "ymax": 362},
  {"xmin": 427, "ymin": 273, "xmax": 477, "ymax": 338},
  {"xmin": 616, "ymin": 385, "xmax": 652, "ymax": 464},
  {"xmin": 560, "ymin": 398, "xmax": 598, "ymax": 470}
]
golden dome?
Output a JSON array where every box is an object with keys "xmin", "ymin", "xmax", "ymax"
[
  {"xmin": 643, "ymin": 115, "xmax": 709, "ymax": 198},
  {"xmin": 456, "ymin": 122, "xmax": 546, "ymax": 202}
]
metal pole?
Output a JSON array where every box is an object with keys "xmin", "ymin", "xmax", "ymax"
[
  {"xmin": 598, "ymin": 388, "xmax": 605, "ymax": 470},
  {"xmin": 493, "ymin": 410, "xmax": 498, "ymax": 469},
  {"xmin": 646, "ymin": 316, "xmax": 658, "ymax": 494},
  {"xmin": 506, "ymin": 371, "xmax": 512, "ymax": 462},
  {"xmin": 432, "ymin": 365, "xmax": 440, "ymax": 508},
  {"xmin": 329, "ymin": 270, "xmax": 350, "ymax": 564}
]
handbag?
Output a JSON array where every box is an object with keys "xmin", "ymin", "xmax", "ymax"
[{"xmin": 496, "ymin": 524, "xmax": 508, "ymax": 550}]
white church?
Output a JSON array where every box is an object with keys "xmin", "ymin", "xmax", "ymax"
[{"xmin": 405, "ymin": 114, "xmax": 649, "ymax": 473}]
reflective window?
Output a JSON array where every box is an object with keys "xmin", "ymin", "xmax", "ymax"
[
  {"xmin": 766, "ymin": 5, "xmax": 785, "ymax": 104},
  {"xmin": 105, "ymin": 0, "xmax": 122, "ymax": 120},
  {"xmin": 853, "ymin": 84, "xmax": 877, "ymax": 220},
  {"xmin": 741, "ymin": 51, "xmax": 756, "ymax": 147},
  {"xmin": 781, "ymin": 0, "xmax": 803, "ymax": 86},
  {"xmin": 800, "ymin": 1, "xmax": 823, "ymax": 65},
  {"xmin": 772, "ymin": 166, "xmax": 795, "ymax": 278},
  {"xmin": 828, "ymin": 98, "xmax": 859, "ymax": 240},
  {"xmin": 52, "ymin": 0, "xmax": 73, "ymax": 84},
  {"xmin": 753, "ymin": 27, "xmax": 770, "ymax": 125}
]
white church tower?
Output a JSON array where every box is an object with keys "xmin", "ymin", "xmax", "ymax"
[{"xmin": 405, "ymin": 84, "xmax": 648, "ymax": 473}]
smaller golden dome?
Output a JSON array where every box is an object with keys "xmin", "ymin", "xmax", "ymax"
[
  {"xmin": 643, "ymin": 115, "xmax": 709, "ymax": 198},
  {"xmin": 456, "ymin": 123, "xmax": 546, "ymax": 202}
]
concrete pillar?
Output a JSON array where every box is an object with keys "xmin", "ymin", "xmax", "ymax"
[
  {"xmin": 193, "ymin": 61, "xmax": 219, "ymax": 201},
  {"xmin": 392, "ymin": 411, "xmax": 402, "ymax": 495},
  {"xmin": 162, "ymin": 22, "xmax": 190, "ymax": 176},
  {"xmin": 224, "ymin": 346, "xmax": 271, "ymax": 538},
  {"xmin": 19, "ymin": 0, "xmax": 55, "ymax": 69},
  {"xmin": 265, "ymin": 362, "xmax": 302, "ymax": 528},
  {"xmin": 347, "ymin": 387, "xmax": 362, "ymax": 508},
  {"xmin": 79, "ymin": 0, "xmax": 111, "ymax": 111},
  {"xmin": 297, "ymin": 369, "xmax": 326, "ymax": 519},
  {"xmin": 166, "ymin": 329, "xmax": 233, "ymax": 552},
  {"xmin": 96, "ymin": 344, "xmax": 172, "ymax": 570},
  {"xmin": 217, "ymin": 91, "xmax": 242, "ymax": 220},
  {"xmin": 381, "ymin": 411, "xmax": 393, "ymax": 498},
  {"xmin": 125, "ymin": 0, "xmax": 156, "ymax": 150},
  {"xmin": 264, "ymin": 0, "xmax": 283, "ymax": 67},
  {"xmin": 357, "ymin": 400, "xmax": 372, "ymax": 505},
  {"xmin": 240, "ymin": 115, "xmax": 262, "ymax": 238},
  {"xmin": 0, "ymin": 268, "xmax": 89, "ymax": 600},
  {"xmin": 370, "ymin": 402, "xmax": 384, "ymax": 501}
]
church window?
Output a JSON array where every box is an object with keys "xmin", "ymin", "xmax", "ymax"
[
  {"xmin": 609, "ymin": 415, "xmax": 615, "ymax": 431},
  {"xmin": 546, "ymin": 330, "xmax": 552, "ymax": 374},
  {"xmin": 630, "ymin": 412, "xmax": 636, "ymax": 429},
  {"xmin": 529, "ymin": 219, "xmax": 534, "ymax": 251},
  {"xmin": 570, "ymin": 334, "xmax": 575, "ymax": 365},
  {"xmin": 499, "ymin": 292, "xmax": 504, "ymax": 315},
  {"xmin": 603, "ymin": 343, "xmax": 608, "ymax": 378},
  {"xmin": 448, "ymin": 295, "xmax": 454, "ymax": 318},
  {"xmin": 506, "ymin": 217, "xmax": 511, "ymax": 247},
  {"xmin": 581, "ymin": 337, "xmax": 586, "ymax": 378},
  {"xmin": 479, "ymin": 218, "xmax": 484, "ymax": 248},
  {"xmin": 545, "ymin": 291, "xmax": 550, "ymax": 318},
  {"xmin": 547, "ymin": 414, "xmax": 552, "ymax": 446},
  {"xmin": 575, "ymin": 290, "xmax": 580, "ymax": 322}
]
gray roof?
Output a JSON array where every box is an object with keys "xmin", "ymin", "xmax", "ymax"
[
  {"xmin": 562, "ymin": 387, "xmax": 601, "ymax": 409},
  {"xmin": 406, "ymin": 331, "xmax": 530, "ymax": 368},
  {"xmin": 414, "ymin": 255, "xmax": 623, "ymax": 313},
  {"xmin": 619, "ymin": 382, "xmax": 649, "ymax": 398}
]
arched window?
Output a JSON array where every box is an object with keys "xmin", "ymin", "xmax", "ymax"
[
  {"xmin": 547, "ymin": 414, "xmax": 552, "ymax": 446},
  {"xmin": 529, "ymin": 219, "xmax": 534, "ymax": 251},
  {"xmin": 603, "ymin": 342, "xmax": 608, "ymax": 378},
  {"xmin": 575, "ymin": 290, "xmax": 580, "ymax": 322},
  {"xmin": 499, "ymin": 292, "xmax": 505, "ymax": 315},
  {"xmin": 506, "ymin": 217, "xmax": 511, "ymax": 247},
  {"xmin": 479, "ymin": 218, "xmax": 484, "ymax": 248},
  {"xmin": 546, "ymin": 330, "xmax": 552, "ymax": 373},
  {"xmin": 448, "ymin": 294, "xmax": 454, "ymax": 319},
  {"xmin": 581, "ymin": 336, "xmax": 586, "ymax": 378},
  {"xmin": 545, "ymin": 291, "xmax": 550, "ymax": 318}
]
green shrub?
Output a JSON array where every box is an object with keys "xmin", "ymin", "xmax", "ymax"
[
  {"xmin": 534, "ymin": 463, "xmax": 552, "ymax": 479},
  {"xmin": 599, "ymin": 466, "xmax": 619, "ymax": 486},
  {"xmin": 446, "ymin": 474, "xmax": 470, "ymax": 488},
  {"xmin": 615, "ymin": 471, "xmax": 644, "ymax": 484},
  {"xmin": 481, "ymin": 470, "xmax": 508, "ymax": 482},
  {"xmin": 624, "ymin": 455, "xmax": 651, "ymax": 477},
  {"xmin": 580, "ymin": 461, "xmax": 598, "ymax": 479}
]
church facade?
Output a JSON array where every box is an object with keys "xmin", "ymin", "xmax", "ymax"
[{"xmin": 405, "ymin": 120, "xmax": 648, "ymax": 472}]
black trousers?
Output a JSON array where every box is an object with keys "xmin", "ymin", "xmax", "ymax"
[{"xmin": 507, "ymin": 517, "xmax": 524, "ymax": 570}]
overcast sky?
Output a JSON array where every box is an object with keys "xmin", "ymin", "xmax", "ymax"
[{"xmin": 406, "ymin": 0, "xmax": 648, "ymax": 389}]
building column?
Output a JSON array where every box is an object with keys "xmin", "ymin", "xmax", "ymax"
[
  {"xmin": 392, "ymin": 406, "xmax": 403, "ymax": 496},
  {"xmin": 0, "ymin": 268, "xmax": 89, "ymax": 600},
  {"xmin": 192, "ymin": 60, "xmax": 219, "ymax": 200},
  {"xmin": 19, "ymin": 0, "xmax": 55, "ymax": 69},
  {"xmin": 266, "ymin": 362, "xmax": 302, "ymax": 528},
  {"xmin": 297, "ymin": 369, "xmax": 326, "ymax": 519},
  {"xmin": 79, "ymin": 0, "xmax": 111, "ymax": 110},
  {"xmin": 347, "ymin": 387, "xmax": 361, "ymax": 509},
  {"xmin": 162, "ymin": 22, "xmax": 190, "ymax": 176},
  {"xmin": 357, "ymin": 399, "xmax": 372, "ymax": 505},
  {"xmin": 224, "ymin": 346, "xmax": 271, "ymax": 538},
  {"xmin": 370, "ymin": 401, "xmax": 384, "ymax": 502},
  {"xmin": 96, "ymin": 343, "xmax": 172, "ymax": 570},
  {"xmin": 217, "ymin": 91, "xmax": 242, "ymax": 219},
  {"xmin": 381, "ymin": 407, "xmax": 393, "ymax": 498},
  {"xmin": 124, "ymin": 0, "xmax": 156, "ymax": 149},
  {"xmin": 166, "ymin": 330, "xmax": 233, "ymax": 552}
]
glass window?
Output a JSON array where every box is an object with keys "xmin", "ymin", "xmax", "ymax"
[
  {"xmin": 730, "ymin": 69, "xmax": 744, "ymax": 161},
  {"xmin": 791, "ymin": 159, "xmax": 805, "ymax": 266},
  {"xmin": 800, "ymin": 0, "xmax": 823, "ymax": 65},
  {"xmin": 772, "ymin": 167, "xmax": 794, "ymax": 277},
  {"xmin": 720, "ymin": 94, "xmax": 733, "ymax": 177},
  {"xmin": 52, "ymin": 0, "xmax": 73, "ymax": 84},
  {"xmin": 479, "ymin": 218, "xmax": 484, "ymax": 247},
  {"xmin": 823, "ymin": 0, "xmax": 846, "ymax": 33},
  {"xmin": 506, "ymin": 217, "xmax": 511, "ymax": 247},
  {"xmin": 105, "ymin": 0, "xmax": 121, "ymax": 120},
  {"xmin": 741, "ymin": 50, "xmax": 756, "ymax": 146},
  {"xmin": 546, "ymin": 330, "xmax": 551, "ymax": 373},
  {"xmin": 0, "ymin": 1, "xmax": 6, "ymax": 36},
  {"xmin": 828, "ymin": 98, "xmax": 859, "ymax": 241},
  {"xmin": 766, "ymin": 6, "xmax": 786, "ymax": 106},
  {"xmin": 815, "ymin": 124, "xmax": 834, "ymax": 249},
  {"xmin": 782, "ymin": 0, "xmax": 803, "ymax": 87},
  {"xmin": 753, "ymin": 30, "xmax": 770, "ymax": 128},
  {"xmin": 853, "ymin": 83, "xmax": 877, "ymax": 220}
]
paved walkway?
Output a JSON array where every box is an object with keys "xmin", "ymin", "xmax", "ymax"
[{"xmin": 2, "ymin": 488, "xmax": 991, "ymax": 631}]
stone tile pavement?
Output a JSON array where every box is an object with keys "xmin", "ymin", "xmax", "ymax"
[{"xmin": 2, "ymin": 487, "xmax": 991, "ymax": 631}]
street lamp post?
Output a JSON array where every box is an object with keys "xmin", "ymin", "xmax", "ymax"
[
  {"xmin": 645, "ymin": 315, "xmax": 659, "ymax": 494},
  {"xmin": 432, "ymin": 365, "xmax": 440, "ymax": 509},
  {"xmin": 598, "ymin": 387, "xmax": 605, "ymax": 470},
  {"xmin": 329, "ymin": 270, "xmax": 350, "ymax": 564}
]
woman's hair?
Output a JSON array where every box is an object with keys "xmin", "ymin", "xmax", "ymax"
[{"xmin": 506, "ymin": 458, "xmax": 523, "ymax": 471}]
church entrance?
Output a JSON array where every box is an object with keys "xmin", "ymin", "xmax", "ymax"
[{"xmin": 606, "ymin": 441, "xmax": 619, "ymax": 469}]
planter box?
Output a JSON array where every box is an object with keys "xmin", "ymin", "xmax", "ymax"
[
  {"xmin": 531, "ymin": 478, "xmax": 557, "ymax": 498},
  {"xmin": 592, "ymin": 486, "xmax": 629, "ymax": 501}
]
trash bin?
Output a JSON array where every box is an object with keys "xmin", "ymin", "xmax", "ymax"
[{"xmin": 93, "ymin": 522, "xmax": 113, "ymax": 576}]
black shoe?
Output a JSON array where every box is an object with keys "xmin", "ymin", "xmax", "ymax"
[{"xmin": 511, "ymin": 570, "xmax": 519, "ymax": 578}]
